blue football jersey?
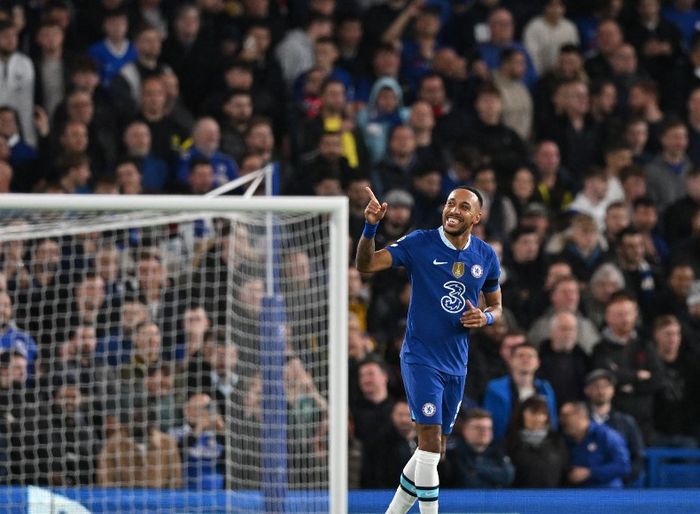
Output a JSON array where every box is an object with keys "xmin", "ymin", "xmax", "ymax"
[{"xmin": 386, "ymin": 227, "xmax": 501, "ymax": 375}]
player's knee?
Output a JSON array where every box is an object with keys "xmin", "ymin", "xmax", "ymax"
[{"xmin": 417, "ymin": 425, "xmax": 442, "ymax": 453}]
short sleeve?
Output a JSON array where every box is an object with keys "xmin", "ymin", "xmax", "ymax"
[
  {"xmin": 481, "ymin": 246, "xmax": 501, "ymax": 293},
  {"xmin": 385, "ymin": 231, "xmax": 422, "ymax": 271}
]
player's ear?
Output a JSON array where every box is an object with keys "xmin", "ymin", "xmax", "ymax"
[{"xmin": 473, "ymin": 208, "xmax": 482, "ymax": 225}]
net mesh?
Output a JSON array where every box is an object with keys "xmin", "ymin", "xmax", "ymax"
[{"xmin": 0, "ymin": 208, "xmax": 333, "ymax": 513}]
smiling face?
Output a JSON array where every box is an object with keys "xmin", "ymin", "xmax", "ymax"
[{"xmin": 442, "ymin": 188, "xmax": 481, "ymax": 236}]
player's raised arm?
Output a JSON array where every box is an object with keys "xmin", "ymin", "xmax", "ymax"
[{"xmin": 355, "ymin": 187, "xmax": 394, "ymax": 273}]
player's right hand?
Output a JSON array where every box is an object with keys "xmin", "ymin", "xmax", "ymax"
[{"xmin": 364, "ymin": 187, "xmax": 388, "ymax": 224}]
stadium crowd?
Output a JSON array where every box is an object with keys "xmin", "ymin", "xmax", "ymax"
[{"xmin": 0, "ymin": 0, "xmax": 700, "ymax": 493}]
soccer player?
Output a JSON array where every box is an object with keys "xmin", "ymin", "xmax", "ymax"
[{"xmin": 356, "ymin": 187, "xmax": 502, "ymax": 514}]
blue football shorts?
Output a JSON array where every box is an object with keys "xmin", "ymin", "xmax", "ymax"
[{"xmin": 400, "ymin": 360, "xmax": 465, "ymax": 435}]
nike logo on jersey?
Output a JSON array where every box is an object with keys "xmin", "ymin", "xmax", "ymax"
[{"xmin": 432, "ymin": 259, "xmax": 448, "ymax": 265}]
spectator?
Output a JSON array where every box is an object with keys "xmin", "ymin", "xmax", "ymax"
[
  {"xmin": 569, "ymin": 167, "xmax": 615, "ymax": 232},
  {"xmin": 362, "ymin": 399, "xmax": 416, "ymax": 488},
  {"xmin": 34, "ymin": 21, "xmax": 69, "ymax": 120},
  {"xmin": 0, "ymin": 19, "xmax": 36, "ymax": 146},
  {"xmin": 558, "ymin": 213, "xmax": 611, "ymax": 282},
  {"xmin": 663, "ymin": 0, "xmax": 700, "ymax": 49},
  {"xmin": 626, "ymin": 0, "xmax": 682, "ymax": 107},
  {"xmin": 592, "ymin": 292, "xmax": 664, "ymax": 441},
  {"xmin": 160, "ymin": 4, "xmax": 215, "ymax": 113},
  {"xmin": 603, "ymin": 201, "xmax": 631, "ymax": 251},
  {"xmin": 477, "ymin": 8, "xmax": 537, "ymax": 87},
  {"xmin": 686, "ymin": 87, "xmax": 700, "ymax": 166},
  {"xmin": 276, "ymin": 13, "xmax": 333, "ymax": 87},
  {"xmin": 219, "ymin": 89, "xmax": 254, "ymax": 163},
  {"xmin": 0, "ymin": 106, "xmax": 38, "ymax": 191},
  {"xmin": 663, "ymin": 168, "xmax": 700, "ymax": 246},
  {"xmin": 383, "ymin": 4, "xmax": 442, "ymax": 93},
  {"xmin": 581, "ymin": 263, "xmax": 626, "ymax": 329},
  {"xmin": 350, "ymin": 356, "xmax": 395, "ymax": 451},
  {"xmin": 111, "ymin": 24, "xmax": 169, "ymax": 109},
  {"xmin": 632, "ymin": 196, "xmax": 669, "ymax": 266},
  {"xmin": 0, "ymin": 291, "xmax": 38, "ymax": 376},
  {"xmin": 88, "ymin": 7, "xmax": 137, "ymax": 87},
  {"xmin": 120, "ymin": 121, "xmax": 169, "ymax": 192},
  {"xmin": 502, "ymin": 227, "xmax": 544, "ymax": 313},
  {"xmin": 145, "ymin": 363, "xmax": 181, "ymax": 434},
  {"xmin": 583, "ymin": 369, "xmax": 646, "ymax": 485},
  {"xmin": 115, "ymin": 158, "xmax": 144, "ymax": 195},
  {"xmin": 410, "ymin": 163, "xmax": 444, "ymax": 229},
  {"xmin": 483, "ymin": 343, "xmax": 558, "ymax": 442},
  {"xmin": 473, "ymin": 165, "xmax": 517, "ymax": 239},
  {"xmin": 97, "ymin": 298, "xmax": 149, "ymax": 367},
  {"xmin": 0, "ymin": 349, "xmax": 41, "ymax": 484},
  {"xmin": 118, "ymin": 321, "xmax": 162, "ymax": 399},
  {"xmin": 408, "ymin": 99, "xmax": 443, "ymax": 166},
  {"xmin": 201, "ymin": 330, "xmax": 242, "ymax": 412},
  {"xmin": 186, "ymin": 158, "xmax": 215, "ymax": 195},
  {"xmin": 527, "ymin": 276, "xmax": 600, "ymax": 353},
  {"xmin": 652, "ymin": 315, "xmax": 700, "ymax": 447},
  {"xmin": 585, "ymin": 18, "xmax": 624, "ymax": 81},
  {"xmin": 357, "ymin": 77, "xmax": 409, "ymax": 164},
  {"xmin": 40, "ymin": 376, "xmax": 99, "ymax": 486},
  {"xmin": 537, "ymin": 311, "xmax": 591, "ymax": 406},
  {"xmin": 624, "ymin": 117, "xmax": 654, "ymax": 166},
  {"xmin": 533, "ymin": 44, "xmax": 587, "ymax": 138},
  {"xmin": 461, "ymin": 83, "xmax": 528, "ymax": 181},
  {"xmin": 372, "ymin": 124, "xmax": 418, "ymax": 194},
  {"xmin": 654, "ymin": 263, "xmax": 694, "ymax": 320},
  {"xmin": 492, "ymin": 48, "xmax": 534, "ymax": 141},
  {"xmin": 645, "ymin": 117, "xmax": 693, "ymax": 210},
  {"xmin": 137, "ymin": 75, "xmax": 188, "ymax": 163},
  {"xmin": 505, "ymin": 395, "xmax": 568, "ymax": 488},
  {"xmin": 531, "ymin": 140, "xmax": 574, "ymax": 215},
  {"xmin": 127, "ymin": 250, "xmax": 181, "ymax": 355},
  {"xmin": 523, "ymin": 0, "xmax": 579, "ymax": 76},
  {"xmin": 441, "ymin": 408, "xmax": 515, "ymax": 488},
  {"xmin": 244, "ymin": 116, "xmax": 276, "ymax": 165},
  {"xmin": 98, "ymin": 402, "xmax": 182, "ymax": 488},
  {"xmin": 170, "ymin": 393, "xmax": 225, "ymax": 490},
  {"xmin": 560, "ymin": 401, "xmax": 630, "ymax": 488},
  {"xmin": 178, "ymin": 118, "xmax": 238, "ymax": 187},
  {"xmin": 541, "ymin": 79, "xmax": 602, "ymax": 178},
  {"xmin": 71, "ymin": 273, "xmax": 109, "ymax": 337},
  {"xmin": 616, "ymin": 227, "xmax": 662, "ymax": 319}
]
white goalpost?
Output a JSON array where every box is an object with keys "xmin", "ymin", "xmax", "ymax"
[{"xmin": 0, "ymin": 193, "xmax": 348, "ymax": 514}]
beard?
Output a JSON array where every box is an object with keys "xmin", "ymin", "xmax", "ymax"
[{"xmin": 443, "ymin": 219, "xmax": 469, "ymax": 236}]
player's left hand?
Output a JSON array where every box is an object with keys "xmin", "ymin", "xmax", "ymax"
[{"xmin": 460, "ymin": 300, "xmax": 487, "ymax": 328}]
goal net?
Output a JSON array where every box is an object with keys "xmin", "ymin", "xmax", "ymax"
[{"xmin": 0, "ymin": 194, "xmax": 348, "ymax": 514}]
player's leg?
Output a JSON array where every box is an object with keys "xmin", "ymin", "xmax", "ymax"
[
  {"xmin": 385, "ymin": 362, "xmax": 443, "ymax": 514},
  {"xmin": 414, "ymin": 423, "xmax": 441, "ymax": 514}
]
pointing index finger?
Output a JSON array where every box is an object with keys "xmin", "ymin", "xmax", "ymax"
[{"xmin": 365, "ymin": 186, "xmax": 380, "ymax": 204}]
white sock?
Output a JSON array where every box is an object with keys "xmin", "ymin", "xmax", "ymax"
[
  {"xmin": 385, "ymin": 450, "xmax": 419, "ymax": 514},
  {"xmin": 414, "ymin": 449, "xmax": 440, "ymax": 514}
]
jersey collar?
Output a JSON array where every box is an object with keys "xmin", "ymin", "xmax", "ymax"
[{"xmin": 438, "ymin": 226, "xmax": 471, "ymax": 250}]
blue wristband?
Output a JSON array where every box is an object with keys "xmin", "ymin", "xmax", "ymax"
[
  {"xmin": 362, "ymin": 221, "xmax": 379, "ymax": 239},
  {"xmin": 484, "ymin": 312, "xmax": 494, "ymax": 326}
]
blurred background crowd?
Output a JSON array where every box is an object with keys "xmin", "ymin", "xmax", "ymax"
[{"xmin": 0, "ymin": 0, "xmax": 700, "ymax": 493}]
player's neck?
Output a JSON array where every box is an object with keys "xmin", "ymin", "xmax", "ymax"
[{"xmin": 444, "ymin": 230, "xmax": 471, "ymax": 250}]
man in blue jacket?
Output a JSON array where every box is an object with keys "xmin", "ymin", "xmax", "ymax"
[
  {"xmin": 483, "ymin": 342, "xmax": 558, "ymax": 441},
  {"xmin": 560, "ymin": 401, "xmax": 631, "ymax": 488},
  {"xmin": 0, "ymin": 292, "xmax": 38, "ymax": 376}
]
